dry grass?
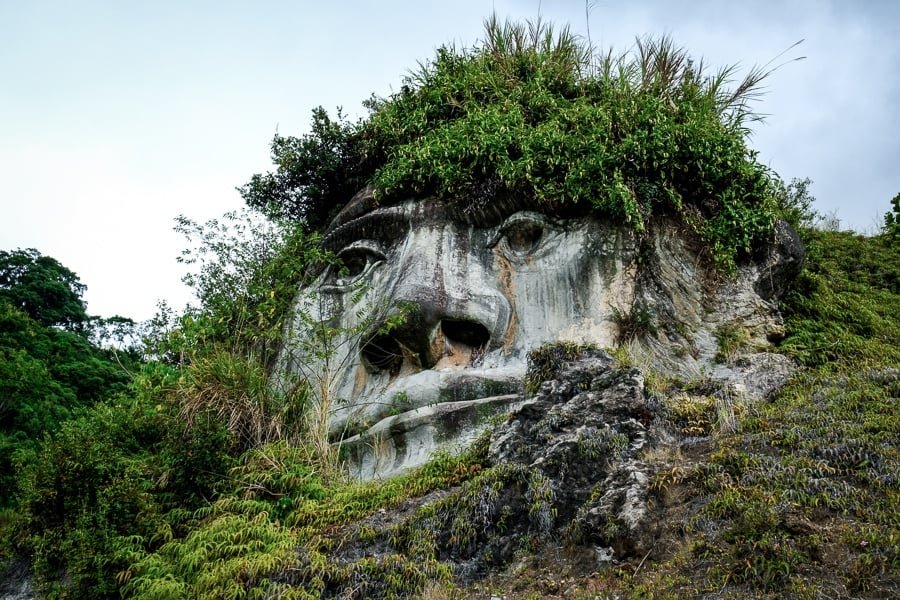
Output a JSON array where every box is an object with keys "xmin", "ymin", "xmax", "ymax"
[{"xmin": 177, "ymin": 349, "xmax": 307, "ymax": 452}]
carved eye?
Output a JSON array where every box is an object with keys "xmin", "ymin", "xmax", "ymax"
[
  {"xmin": 325, "ymin": 241, "xmax": 385, "ymax": 288},
  {"xmin": 496, "ymin": 212, "xmax": 553, "ymax": 257},
  {"xmin": 505, "ymin": 221, "xmax": 544, "ymax": 254}
]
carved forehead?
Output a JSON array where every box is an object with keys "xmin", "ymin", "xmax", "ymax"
[
  {"xmin": 322, "ymin": 186, "xmax": 589, "ymax": 251},
  {"xmin": 322, "ymin": 199, "xmax": 468, "ymax": 253}
]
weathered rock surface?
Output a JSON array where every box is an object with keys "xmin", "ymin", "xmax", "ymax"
[
  {"xmin": 273, "ymin": 343, "xmax": 822, "ymax": 598},
  {"xmin": 710, "ymin": 351, "xmax": 797, "ymax": 401},
  {"xmin": 485, "ymin": 350, "xmax": 668, "ymax": 560},
  {"xmin": 278, "ymin": 185, "xmax": 803, "ymax": 477},
  {"xmin": 0, "ymin": 560, "xmax": 34, "ymax": 600},
  {"xmin": 342, "ymin": 392, "xmax": 524, "ymax": 479}
]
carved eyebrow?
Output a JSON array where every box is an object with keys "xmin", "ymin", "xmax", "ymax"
[
  {"xmin": 321, "ymin": 207, "xmax": 411, "ymax": 253},
  {"xmin": 448, "ymin": 195, "xmax": 576, "ymax": 228}
]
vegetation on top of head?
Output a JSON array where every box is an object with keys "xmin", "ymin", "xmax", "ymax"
[
  {"xmin": 243, "ymin": 15, "xmax": 798, "ymax": 270},
  {"xmin": 239, "ymin": 108, "xmax": 370, "ymax": 234}
]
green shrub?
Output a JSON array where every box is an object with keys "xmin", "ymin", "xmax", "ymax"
[
  {"xmin": 12, "ymin": 363, "xmax": 238, "ymax": 599},
  {"xmin": 525, "ymin": 341, "xmax": 599, "ymax": 394}
]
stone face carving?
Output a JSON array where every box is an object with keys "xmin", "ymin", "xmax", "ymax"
[{"xmin": 279, "ymin": 186, "xmax": 802, "ymax": 478}]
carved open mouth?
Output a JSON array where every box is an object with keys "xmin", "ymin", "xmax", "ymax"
[
  {"xmin": 331, "ymin": 361, "xmax": 527, "ymax": 440},
  {"xmin": 361, "ymin": 318, "xmax": 492, "ymax": 374}
]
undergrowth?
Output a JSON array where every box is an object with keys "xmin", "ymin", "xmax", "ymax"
[
  {"xmin": 619, "ymin": 230, "xmax": 900, "ymax": 597},
  {"xmin": 122, "ymin": 436, "xmax": 490, "ymax": 599}
]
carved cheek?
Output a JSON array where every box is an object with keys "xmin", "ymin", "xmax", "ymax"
[
  {"xmin": 495, "ymin": 229, "xmax": 599, "ymax": 348},
  {"xmin": 492, "ymin": 250, "xmax": 518, "ymax": 354}
]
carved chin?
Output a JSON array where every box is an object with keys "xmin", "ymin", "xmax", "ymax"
[{"xmin": 338, "ymin": 362, "xmax": 528, "ymax": 480}]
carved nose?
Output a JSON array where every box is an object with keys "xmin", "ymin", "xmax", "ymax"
[
  {"xmin": 360, "ymin": 316, "xmax": 491, "ymax": 373},
  {"xmin": 358, "ymin": 221, "xmax": 509, "ymax": 373},
  {"xmin": 441, "ymin": 319, "xmax": 490, "ymax": 349},
  {"xmin": 360, "ymin": 332, "xmax": 403, "ymax": 372}
]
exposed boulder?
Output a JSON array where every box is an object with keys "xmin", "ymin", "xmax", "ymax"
[
  {"xmin": 0, "ymin": 560, "xmax": 34, "ymax": 600},
  {"xmin": 486, "ymin": 349, "xmax": 668, "ymax": 560}
]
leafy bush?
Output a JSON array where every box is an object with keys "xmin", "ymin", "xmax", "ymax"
[
  {"xmin": 15, "ymin": 401, "xmax": 164, "ymax": 598},
  {"xmin": 11, "ymin": 363, "xmax": 237, "ymax": 599},
  {"xmin": 240, "ymin": 108, "xmax": 371, "ymax": 231},
  {"xmin": 0, "ymin": 263, "xmax": 134, "ymax": 507},
  {"xmin": 164, "ymin": 210, "xmax": 325, "ymax": 365},
  {"xmin": 773, "ymin": 177, "xmax": 819, "ymax": 231}
]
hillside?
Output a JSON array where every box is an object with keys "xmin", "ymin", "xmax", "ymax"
[
  {"xmin": 2, "ymin": 228, "xmax": 896, "ymax": 599},
  {"xmin": 2, "ymin": 16, "xmax": 899, "ymax": 600},
  {"xmin": 118, "ymin": 229, "xmax": 900, "ymax": 599}
]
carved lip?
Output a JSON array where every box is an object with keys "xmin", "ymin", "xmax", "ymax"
[
  {"xmin": 344, "ymin": 393, "xmax": 524, "ymax": 444},
  {"xmin": 340, "ymin": 392, "xmax": 529, "ymax": 479},
  {"xmin": 380, "ymin": 364, "xmax": 525, "ymax": 410},
  {"xmin": 334, "ymin": 364, "xmax": 527, "ymax": 437}
]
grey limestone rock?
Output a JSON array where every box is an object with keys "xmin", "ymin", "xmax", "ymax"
[
  {"xmin": 484, "ymin": 350, "xmax": 666, "ymax": 560},
  {"xmin": 277, "ymin": 185, "xmax": 803, "ymax": 477},
  {"xmin": 311, "ymin": 350, "xmax": 667, "ymax": 589},
  {"xmin": 753, "ymin": 220, "xmax": 806, "ymax": 302},
  {"xmin": 0, "ymin": 560, "xmax": 34, "ymax": 600}
]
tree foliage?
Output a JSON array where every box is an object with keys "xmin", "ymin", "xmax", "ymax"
[
  {"xmin": 884, "ymin": 192, "xmax": 900, "ymax": 244},
  {"xmin": 13, "ymin": 365, "xmax": 237, "ymax": 599},
  {"xmin": 239, "ymin": 108, "xmax": 370, "ymax": 232},
  {"xmin": 0, "ymin": 251, "xmax": 137, "ymax": 508},
  {"xmin": 0, "ymin": 248, "xmax": 88, "ymax": 331},
  {"xmin": 156, "ymin": 209, "xmax": 326, "ymax": 366}
]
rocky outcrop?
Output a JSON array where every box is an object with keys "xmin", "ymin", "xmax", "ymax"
[
  {"xmin": 485, "ymin": 349, "xmax": 668, "ymax": 560},
  {"xmin": 324, "ymin": 350, "xmax": 671, "ymax": 590},
  {"xmin": 275, "ymin": 345, "xmax": 805, "ymax": 597},
  {"xmin": 0, "ymin": 560, "xmax": 34, "ymax": 600},
  {"xmin": 753, "ymin": 219, "xmax": 806, "ymax": 301}
]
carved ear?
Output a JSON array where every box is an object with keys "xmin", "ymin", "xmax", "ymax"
[{"xmin": 753, "ymin": 220, "xmax": 805, "ymax": 301}]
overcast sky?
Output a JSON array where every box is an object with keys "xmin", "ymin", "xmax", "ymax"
[{"xmin": 2, "ymin": 0, "xmax": 898, "ymax": 321}]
